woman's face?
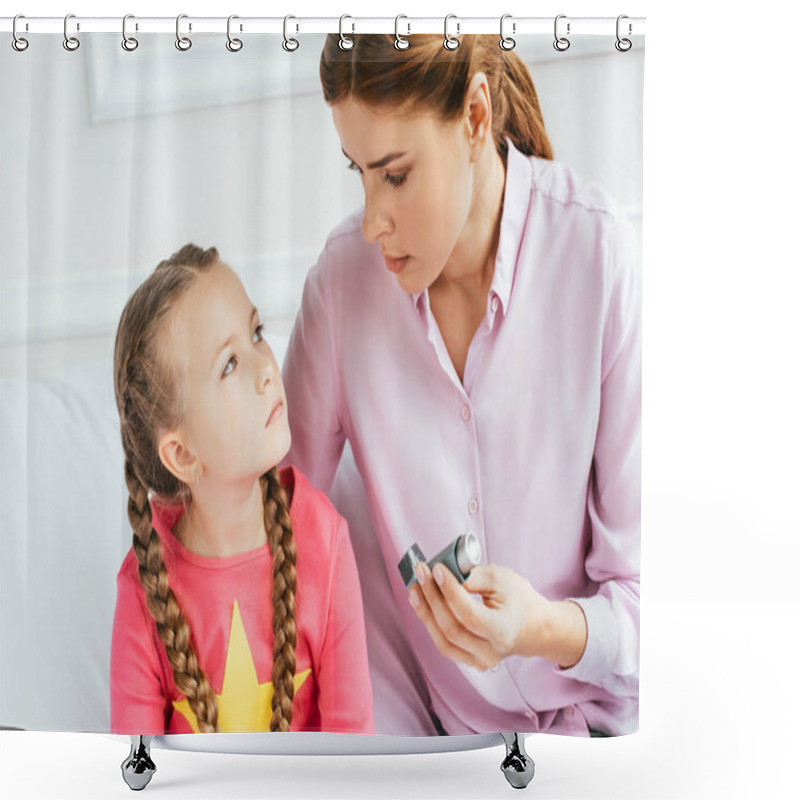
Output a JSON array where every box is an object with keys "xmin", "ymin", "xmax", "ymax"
[
  {"xmin": 160, "ymin": 262, "xmax": 290, "ymax": 487},
  {"xmin": 331, "ymin": 98, "xmax": 474, "ymax": 294}
]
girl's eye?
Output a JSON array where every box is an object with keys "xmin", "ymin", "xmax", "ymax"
[
  {"xmin": 221, "ymin": 323, "xmax": 262, "ymax": 379},
  {"xmin": 383, "ymin": 171, "xmax": 407, "ymax": 188},
  {"xmin": 347, "ymin": 160, "xmax": 362, "ymax": 175}
]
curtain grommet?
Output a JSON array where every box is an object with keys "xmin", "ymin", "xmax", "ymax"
[
  {"xmin": 63, "ymin": 13, "xmax": 80, "ymax": 51},
  {"xmin": 12, "ymin": 14, "xmax": 29, "ymax": 51},
  {"xmin": 338, "ymin": 14, "xmax": 354, "ymax": 50},
  {"xmin": 121, "ymin": 14, "xmax": 139, "ymax": 51},
  {"xmin": 553, "ymin": 14, "xmax": 570, "ymax": 52},
  {"xmin": 283, "ymin": 15, "xmax": 299, "ymax": 52},
  {"xmin": 226, "ymin": 15, "xmax": 243, "ymax": 52},
  {"xmin": 175, "ymin": 14, "xmax": 192, "ymax": 51},
  {"xmin": 394, "ymin": 15, "xmax": 410, "ymax": 50},
  {"xmin": 615, "ymin": 15, "xmax": 633, "ymax": 52},
  {"xmin": 499, "ymin": 14, "xmax": 516, "ymax": 51},
  {"xmin": 443, "ymin": 14, "xmax": 460, "ymax": 51}
]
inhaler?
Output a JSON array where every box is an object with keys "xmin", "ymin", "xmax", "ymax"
[{"xmin": 397, "ymin": 532, "xmax": 482, "ymax": 589}]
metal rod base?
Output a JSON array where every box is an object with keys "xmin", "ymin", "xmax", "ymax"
[
  {"xmin": 499, "ymin": 732, "xmax": 535, "ymax": 789},
  {"xmin": 121, "ymin": 735, "xmax": 157, "ymax": 791}
]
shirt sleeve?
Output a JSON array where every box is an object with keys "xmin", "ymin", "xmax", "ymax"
[
  {"xmin": 282, "ymin": 251, "xmax": 346, "ymax": 493},
  {"xmin": 558, "ymin": 211, "xmax": 641, "ymax": 699},
  {"xmin": 109, "ymin": 568, "xmax": 169, "ymax": 734},
  {"xmin": 316, "ymin": 516, "xmax": 375, "ymax": 734}
]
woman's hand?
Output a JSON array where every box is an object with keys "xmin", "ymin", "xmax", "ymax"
[{"xmin": 408, "ymin": 561, "xmax": 588, "ymax": 671}]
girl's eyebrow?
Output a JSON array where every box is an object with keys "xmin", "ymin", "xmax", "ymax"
[
  {"xmin": 212, "ymin": 306, "xmax": 258, "ymax": 368},
  {"xmin": 342, "ymin": 148, "xmax": 407, "ymax": 170}
]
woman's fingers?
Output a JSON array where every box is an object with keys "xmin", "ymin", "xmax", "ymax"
[
  {"xmin": 411, "ymin": 562, "xmax": 544, "ymax": 665},
  {"xmin": 462, "ymin": 564, "xmax": 500, "ymax": 594},
  {"xmin": 409, "ymin": 584, "xmax": 481, "ymax": 667},
  {"xmin": 410, "ymin": 563, "xmax": 498, "ymax": 670},
  {"xmin": 431, "ymin": 563, "xmax": 492, "ymax": 633}
]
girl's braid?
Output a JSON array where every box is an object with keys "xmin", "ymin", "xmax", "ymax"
[
  {"xmin": 125, "ymin": 459, "xmax": 220, "ymax": 732},
  {"xmin": 262, "ymin": 467, "xmax": 298, "ymax": 732}
]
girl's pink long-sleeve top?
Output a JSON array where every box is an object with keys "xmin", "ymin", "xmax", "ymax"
[
  {"xmin": 282, "ymin": 141, "xmax": 641, "ymax": 737},
  {"xmin": 110, "ymin": 466, "xmax": 374, "ymax": 735}
]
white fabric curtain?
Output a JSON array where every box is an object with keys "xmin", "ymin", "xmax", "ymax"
[{"xmin": 0, "ymin": 32, "xmax": 643, "ymax": 731}]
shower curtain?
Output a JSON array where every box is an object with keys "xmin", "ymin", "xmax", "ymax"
[{"xmin": 0, "ymin": 25, "xmax": 644, "ymax": 740}]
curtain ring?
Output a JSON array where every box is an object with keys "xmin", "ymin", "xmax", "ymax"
[
  {"xmin": 339, "ymin": 15, "xmax": 354, "ymax": 50},
  {"xmin": 443, "ymin": 14, "xmax": 459, "ymax": 51},
  {"xmin": 175, "ymin": 14, "xmax": 192, "ymax": 51},
  {"xmin": 122, "ymin": 14, "xmax": 138, "ymax": 51},
  {"xmin": 63, "ymin": 13, "xmax": 80, "ymax": 51},
  {"xmin": 394, "ymin": 15, "xmax": 410, "ymax": 50},
  {"xmin": 226, "ymin": 15, "xmax": 243, "ymax": 52},
  {"xmin": 553, "ymin": 14, "xmax": 570, "ymax": 52},
  {"xmin": 499, "ymin": 14, "xmax": 516, "ymax": 51},
  {"xmin": 283, "ymin": 15, "xmax": 299, "ymax": 52},
  {"xmin": 12, "ymin": 15, "xmax": 29, "ymax": 52},
  {"xmin": 615, "ymin": 15, "xmax": 632, "ymax": 52}
]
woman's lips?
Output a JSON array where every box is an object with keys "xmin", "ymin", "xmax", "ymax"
[
  {"xmin": 383, "ymin": 254, "xmax": 409, "ymax": 274},
  {"xmin": 266, "ymin": 399, "xmax": 284, "ymax": 428}
]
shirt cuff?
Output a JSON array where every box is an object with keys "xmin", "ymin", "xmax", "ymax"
[{"xmin": 555, "ymin": 594, "xmax": 619, "ymax": 685}]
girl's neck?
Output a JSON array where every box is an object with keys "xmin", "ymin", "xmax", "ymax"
[{"xmin": 174, "ymin": 477, "xmax": 267, "ymax": 558}]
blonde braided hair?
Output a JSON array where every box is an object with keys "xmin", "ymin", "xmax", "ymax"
[
  {"xmin": 113, "ymin": 244, "xmax": 297, "ymax": 732},
  {"xmin": 261, "ymin": 469, "xmax": 297, "ymax": 731}
]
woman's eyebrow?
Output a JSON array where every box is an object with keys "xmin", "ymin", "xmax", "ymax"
[{"xmin": 342, "ymin": 148, "xmax": 407, "ymax": 170}]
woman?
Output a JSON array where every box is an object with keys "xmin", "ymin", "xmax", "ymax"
[{"xmin": 282, "ymin": 34, "xmax": 640, "ymax": 738}]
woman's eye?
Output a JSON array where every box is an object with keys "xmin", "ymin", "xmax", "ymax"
[
  {"xmin": 253, "ymin": 324, "xmax": 264, "ymax": 343},
  {"xmin": 383, "ymin": 171, "xmax": 407, "ymax": 188},
  {"xmin": 347, "ymin": 160, "xmax": 362, "ymax": 175},
  {"xmin": 222, "ymin": 355, "xmax": 237, "ymax": 377}
]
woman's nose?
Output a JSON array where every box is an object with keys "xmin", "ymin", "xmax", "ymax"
[{"xmin": 362, "ymin": 193, "xmax": 392, "ymax": 243}]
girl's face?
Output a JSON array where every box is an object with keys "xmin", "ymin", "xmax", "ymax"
[
  {"xmin": 331, "ymin": 98, "xmax": 474, "ymax": 295},
  {"xmin": 161, "ymin": 262, "xmax": 290, "ymax": 487}
]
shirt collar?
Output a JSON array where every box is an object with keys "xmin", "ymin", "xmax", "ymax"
[
  {"xmin": 410, "ymin": 138, "xmax": 532, "ymax": 318},
  {"xmin": 490, "ymin": 138, "xmax": 532, "ymax": 318},
  {"xmin": 150, "ymin": 497, "xmax": 184, "ymax": 535}
]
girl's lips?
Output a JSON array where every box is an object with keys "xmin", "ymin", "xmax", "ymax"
[
  {"xmin": 383, "ymin": 254, "xmax": 409, "ymax": 274},
  {"xmin": 266, "ymin": 400, "xmax": 284, "ymax": 428}
]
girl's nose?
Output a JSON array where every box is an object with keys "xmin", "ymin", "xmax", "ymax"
[
  {"xmin": 256, "ymin": 350, "xmax": 274, "ymax": 392},
  {"xmin": 362, "ymin": 193, "xmax": 392, "ymax": 244}
]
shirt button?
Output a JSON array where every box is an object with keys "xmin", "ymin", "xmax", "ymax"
[
  {"xmin": 468, "ymin": 497, "xmax": 479, "ymax": 515},
  {"xmin": 525, "ymin": 710, "xmax": 535, "ymax": 720},
  {"xmin": 491, "ymin": 296, "xmax": 499, "ymax": 313},
  {"xmin": 461, "ymin": 405, "xmax": 471, "ymax": 421}
]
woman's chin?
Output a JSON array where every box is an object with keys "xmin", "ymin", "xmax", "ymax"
[{"xmin": 394, "ymin": 271, "xmax": 428, "ymax": 296}]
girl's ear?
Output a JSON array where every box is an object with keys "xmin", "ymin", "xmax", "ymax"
[
  {"xmin": 463, "ymin": 72, "xmax": 493, "ymax": 160},
  {"xmin": 158, "ymin": 430, "xmax": 199, "ymax": 486}
]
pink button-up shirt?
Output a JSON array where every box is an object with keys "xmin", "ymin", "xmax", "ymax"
[{"xmin": 282, "ymin": 141, "xmax": 641, "ymax": 737}]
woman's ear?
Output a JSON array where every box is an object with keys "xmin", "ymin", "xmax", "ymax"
[
  {"xmin": 463, "ymin": 72, "xmax": 493, "ymax": 159},
  {"xmin": 158, "ymin": 429, "xmax": 200, "ymax": 487}
]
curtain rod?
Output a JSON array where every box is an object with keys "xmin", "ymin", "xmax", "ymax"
[{"xmin": 1, "ymin": 16, "xmax": 646, "ymax": 37}]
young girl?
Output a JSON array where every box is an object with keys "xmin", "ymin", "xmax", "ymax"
[{"xmin": 110, "ymin": 244, "xmax": 373, "ymax": 735}]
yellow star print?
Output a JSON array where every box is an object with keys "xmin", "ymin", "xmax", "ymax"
[{"xmin": 173, "ymin": 599, "xmax": 311, "ymax": 732}]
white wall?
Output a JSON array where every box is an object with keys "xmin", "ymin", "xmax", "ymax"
[{"xmin": 1, "ymin": 33, "xmax": 643, "ymax": 373}]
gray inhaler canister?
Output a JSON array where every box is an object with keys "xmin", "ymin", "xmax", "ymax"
[{"xmin": 398, "ymin": 532, "xmax": 482, "ymax": 589}]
